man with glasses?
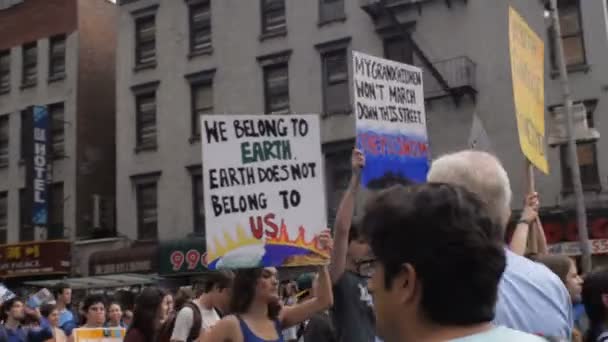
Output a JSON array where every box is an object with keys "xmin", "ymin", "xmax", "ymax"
[
  {"xmin": 329, "ymin": 149, "xmax": 376, "ymax": 342},
  {"xmin": 362, "ymin": 183, "xmax": 545, "ymax": 342}
]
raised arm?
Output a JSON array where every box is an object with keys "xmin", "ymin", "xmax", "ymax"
[
  {"xmin": 534, "ymin": 217, "xmax": 548, "ymax": 255},
  {"xmin": 329, "ymin": 149, "xmax": 364, "ymax": 284},
  {"xmin": 280, "ymin": 265, "xmax": 333, "ymax": 329},
  {"xmin": 509, "ymin": 192, "xmax": 539, "ymax": 256}
]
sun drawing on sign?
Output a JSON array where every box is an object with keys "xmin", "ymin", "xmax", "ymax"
[{"xmin": 206, "ymin": 225, "xmax": 263, "ymax": 263}]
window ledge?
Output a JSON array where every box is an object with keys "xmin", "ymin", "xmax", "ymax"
[
  {"xmin": 19, "ymin": 159, "xmax": 25, "ymax": 166},
  {"xmin": 188, "ymin": 47, "xmax": 213, "ymax": 59},
  {"xmin": 133, "ymin": 62, "xmax": 157, "ymax": 72},
  {"xmin": 561, "ymin": 185, "xmax": 602, "ymax": 195},
  {"xmin": 48, "ymin": 74, "xmax": 66, "ymax": 83},
  {"xmin": 318, "ymin": 16, "xmax": 347, "ymax": 27},
  {"xmin": 53, "ymin": 154, "xmax": 67, "ymax": 161},
  {"xmin": 189, "ymin": 136, "xmax": 201, "ymax": 144},
  {"xmin": 322, "ymin": 108, "xmax": 352, "ymax": 118},
  {"xmin": 0, "ymin": 89, "xmax": 9, "ymax": 95},
  {"xmin": 134, "ymin": 144, "xmax": 158, "ymax": 153},
  {"xmin": 259, "ymin": 29, "xmax": 287, "ymax": 41},
  {"xmin": 20, "ymin": 82, "xmax": 36, "ymax": 90},
  {"xmin": 0, "ymin": 162, "xmax": 8, "ymax": 169},
  {"xmin": 551, "ymin": 64, "xmax": 591, "ymax": 79}
]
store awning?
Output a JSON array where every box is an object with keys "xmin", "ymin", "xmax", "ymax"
[
  {"xmin": 89, "ymin": 243, "xmax": 158, "ymax": 276},
  {"xmin": 22, "ymin": 273, "xmax": 160, "ymax": 290}
]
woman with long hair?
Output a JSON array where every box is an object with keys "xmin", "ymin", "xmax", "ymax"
[
  {"xmin": 583, "ymin": 268, "xmax": 608, "ymax": 342},
  {"xmin": 124, "ymin": 287, "xmax": 166, "ymax": 342},
  {"xmin": 160, "ymin": 293, "xmax": 174, "ymax": 324},
  {"xmin": 202, "ymin": 232, "xmax": 333, "ymax": 342},
  {"xmin": 80, "ymin": 295, "xmax": 106, "ymax": 328}
]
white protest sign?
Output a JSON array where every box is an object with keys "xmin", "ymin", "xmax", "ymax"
[
  {"xmin": 201, "ymin": 115, "xmax": 328, "ymax": 269},
  {"xmin": 353, "ymin": 51, "xmax": 429, "ymax": 189}
]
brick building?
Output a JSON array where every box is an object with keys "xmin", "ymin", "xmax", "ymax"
[{"xmin": 0, "ymin": 0, "xmax": 118, "ymax": 277}]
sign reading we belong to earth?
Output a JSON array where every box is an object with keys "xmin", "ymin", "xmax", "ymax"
[{"xmin": 201, "ymin": 114, "xmax": 328, "ymax": 270}]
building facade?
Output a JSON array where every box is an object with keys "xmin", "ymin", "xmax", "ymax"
[
  {"xmin": 0, "ymin": 0, "xmax": 118, "ymax": 277},
  {"xmin": 115, "ymin": 0, "xmax": 608, "ymax": 255}
]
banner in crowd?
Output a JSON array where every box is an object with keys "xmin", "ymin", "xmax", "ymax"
[
  {"xmin": 201, "ymin": 115, "xmax": 328, "ymax": 269},
  {"xmin": 73, "ymin": 327, "xmax": 125, "ymax": 342},
  {"xmin": 509, "ymin": 7, "xmax": 549, "ymax": 174},
  {"xmin": 353, "ymin": 51, "xmax": 429, "ymax": 188}
]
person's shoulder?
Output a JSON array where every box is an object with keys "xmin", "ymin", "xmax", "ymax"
[{"xmin": 504, "ymin": 251, "xmax": 565, "ymax": 289}]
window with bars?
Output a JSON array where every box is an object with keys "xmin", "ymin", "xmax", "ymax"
[
  {"xmin": 136, "ymin": 180, "xmax": 158, "ymax": 240},
  {"xmin": 189, "ymin": 1, "xmax": 212, "ymax": 54},
  {"xmin": 551, "ymin": 0, "xmax": 586, "ymax": 68},
  {"xmin": 559, "ymin": 100, "xmax": 600, "ymax": 191},
  {"xmin": 191, "ymin": 83, "xmax": 213, "ymax": 138},
  {"xmin": 0, "ymin": 50, "xmax": 9, "ymax": 94},
  {"xmin": 263, "ymin": 64, "xmax": 290, "ymax": 114},
  {"xmin": 319, "ymin": 0, "xmax": 345, "ymax": 24},
  {"xmin": 133, "ymin": 83, "xmax": 159, "ymax": 150},
  {"xmin": 49, "ymin": 35, "xmax": 66, "ymax": 80},
  {"xmin": 49, "ymin": 183, "xmax": 64, "ymax": 239},
  {"xmin": 192, "ymin": 172, "xmax": 205, "ymax": 235},
  {"xmin": 261, "ymin": 0, "xmax": 286, "ymax": 36},
  {"xmin": 49, "ymin": 103, "xmax": 65, "ymax": 157},
  {"xmin": 384, "ymin": 36, "xmax": 413, "ymax": 64},
  {"xmin": 0, "ymin": 115, "xmax": 8, "ymax": 168},
  {"xmin": 22, "ymin": 42, "xmax": 37, "ymax": 87},
  {"xmin": 325, "ymin": 148, "xmax": 352, "ymax": 227},
  {"xmin": 135, "ymin": 16, "xmax": 156, "ymax": 67},
  {"xmin": 0, "ymin": 192, "xmax": 7, "ymax": 244},
  {"xmin": 321, "ymin": 49, "xmax": 349, "ymax": 115}
]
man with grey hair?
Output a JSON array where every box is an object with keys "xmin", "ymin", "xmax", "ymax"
[{"xmin": 427, "ymin": 150, "xmax": 572, "ymax": 339}]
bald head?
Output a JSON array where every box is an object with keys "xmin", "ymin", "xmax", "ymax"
[{"xmin": 428, "ymin": 150, "xmax": 512, "ymax": 235}]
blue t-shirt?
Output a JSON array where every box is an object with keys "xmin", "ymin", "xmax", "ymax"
[
  {"xmin": 449, "ymin": 326, "xmax": 546, "ymax": 341},
  {"xmin": 59, "ymin": 308, "xmax": 77, "ymax": 336},
  {"xmin": 494, "ymin": 249, "xmax": 573, "ymax": 338}
]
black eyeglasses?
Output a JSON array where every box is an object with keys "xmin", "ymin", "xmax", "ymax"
[{"xmin": 356, "ymin": 257, "xmax": 378, "ymax": 278}]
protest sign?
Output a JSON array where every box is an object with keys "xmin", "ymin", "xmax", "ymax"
[
  {"xmin": 509, "ymin": 6, "xmax": 548, "ymax": 174},
  {"xmin": 201, "ymin": 115, "xmax": 328, "ymax": 269},
  {"xmin": 353, "ymin": 51, "xmax": 429, "ymax": 188},
  {"xmin": 73, "ymin": 327, "xmax": 125, "ymax": 342},
  {"xmin": 0, "ymin": 284, "xmax": 15, "ymax": 303}
]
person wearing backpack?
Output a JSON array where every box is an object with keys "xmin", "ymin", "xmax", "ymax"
[{"xmin": 164, "ymin": 271, "xmax": 233, "ymax": 342}]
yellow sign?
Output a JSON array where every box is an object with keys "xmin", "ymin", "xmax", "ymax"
[
  {"xmin": 73, "ymin": 328, "xmax": 126, "ymax": 342},
  {"xmin": 509, "ymin": 6, "xmax": 549, "ymax": 174}
]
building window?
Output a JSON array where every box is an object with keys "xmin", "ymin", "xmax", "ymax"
[
  {"xmin": 22, "ymin": 42, "xmax": 37, "ymax": 87},
  {"xmin": 49, "ymin": 103, "xmax": 65, "ymax": 158},
  {"xmin": 319, "ymin": 0, "xmax": 345, "ymax": 24},
  {"xmin": 189, "ymin": 1, "xmax": 212, "ymax": 54},
  {"xmin": 261, "ymin": 0, "xmax": 286, "ymax": 37},
  {"xmin": 552, "ymin": 0, "xmax": 586, "ymax": 68},
  {"xmin": 384, "ymin": 36, "xmax": 413, "ymax": 64},
  {"xmin": 135, "ymin": 16, "xmax": 156, "ymax": 67},
  {"xmin": 324, "ymin": 146, "xmax": 351, "ymax": 227},
  {"xmin": 0, "ymin": 115, "xmax": 8, "ymax": 168},
  {"xmin": 263, "ymin": 64, "xmax": 290, "ymax": 114},
  {"xmin": 49, "ymin": 183, "xmax": 64, "ymax": 239},
  {"xmin": 19, "ymin": 188, "xmax": 33, "ymax": 242},
  {"xmin": 192, "ymin": 171, "xmax": 204, "ymax": 235},
  {"xmin": 132, "ymin": 81, "xmax": 160, "ymax": 151},
  {"xmin": 133, "ymin": 174, "xmax": 159, "ymax": 240},
  {"xmin": 49, "ymin": 35, "xmax": 66, "ymax": 80},
  {"xmin": 20, "ymin": 110, "xmax": 29, "ymax": 160},
  {"xmin": 559, "ymin": 101, "xmax": 600, "ymax": 191},
  {"xmin": 0, "ymin": 192, "xmax": 7, "ymax": 244},
  {"xmin": 317, "ymin": 38, "xmax": 351, "ymax": 115},
  {"xmin": 186, "ymin": 69, "xmax": 215, "ymax": 140},
  {"xmin": 0, "ymin": 50, "xmax": 9, "ymax": 94}
]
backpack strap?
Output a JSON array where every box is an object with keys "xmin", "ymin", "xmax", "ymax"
[{"xmin": 185, "ymin": 302, "xmax": 202, "ymax": 342}]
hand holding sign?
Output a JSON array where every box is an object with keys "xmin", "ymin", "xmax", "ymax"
[
  {"xmin": 352, "ymin": 149, "xmax": 366, "ymax": 175},
  {"xmin": 316, "ymin": 230, "xmax": 333, "ymax": 254}
]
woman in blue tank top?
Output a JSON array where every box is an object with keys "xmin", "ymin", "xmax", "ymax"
[{"xmin": 201, "ymin": 232, "xmax": 334, "ymax": 342}]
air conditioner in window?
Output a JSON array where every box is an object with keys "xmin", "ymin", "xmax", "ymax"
[{"xmin": 548, "ymin": 103, "xmax": 600, "ymax": 146}]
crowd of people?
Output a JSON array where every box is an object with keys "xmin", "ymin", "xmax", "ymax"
[{"xmin": 3, "ymin": 148, "xmax": 608, "ymax": 341}]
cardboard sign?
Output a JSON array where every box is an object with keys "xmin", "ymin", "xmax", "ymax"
[
  {"xmin": 509, "ymin": 7, "xmax": 548, "ymax": 174},
  {"xmin": 353, "ymin": 51, "xmax": 429, "ymax": 188},
  {"xmin": 201, "ymin": 115, "xmax": 328, "ymax": 269},
  {"xmin": 73, "ymin": 328, "xmax": 125, "ymax": 342}
]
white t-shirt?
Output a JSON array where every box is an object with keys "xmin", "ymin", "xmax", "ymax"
[
  {"xmin": 170, "ymin": 301, "xmax": 220, "ymax": 341},
  {"xmin": 449, "ymin": 326, "xmax": 547, "ymax": 341}
]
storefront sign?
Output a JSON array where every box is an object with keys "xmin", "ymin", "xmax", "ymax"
[
  {"xmin": 89, "ymin": 244, "xmax": 157, "ymax": 276},
  {"xmin": 159, "ymin": 238, "xmax": 206, "ymax": 276},
  {"xmin": 549, "ymin": 239, "xmax": 608, "ymax": 256},
  {"xmin": 540, "ymin": 209, "xmax": 608, "ymax": 245},
  {"xmin": 0, "ymin": 241, "xmax": 71, "ymax": 278}
]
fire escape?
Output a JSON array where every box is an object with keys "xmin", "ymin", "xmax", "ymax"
[{"xmin": 361, "ymin": 0, "xmax": 477, "ymax": 104}]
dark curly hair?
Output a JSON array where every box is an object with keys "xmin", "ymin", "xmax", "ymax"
[{"xmin": 229, "ymin": 268, "xmax": 281, "ymax": 320}]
